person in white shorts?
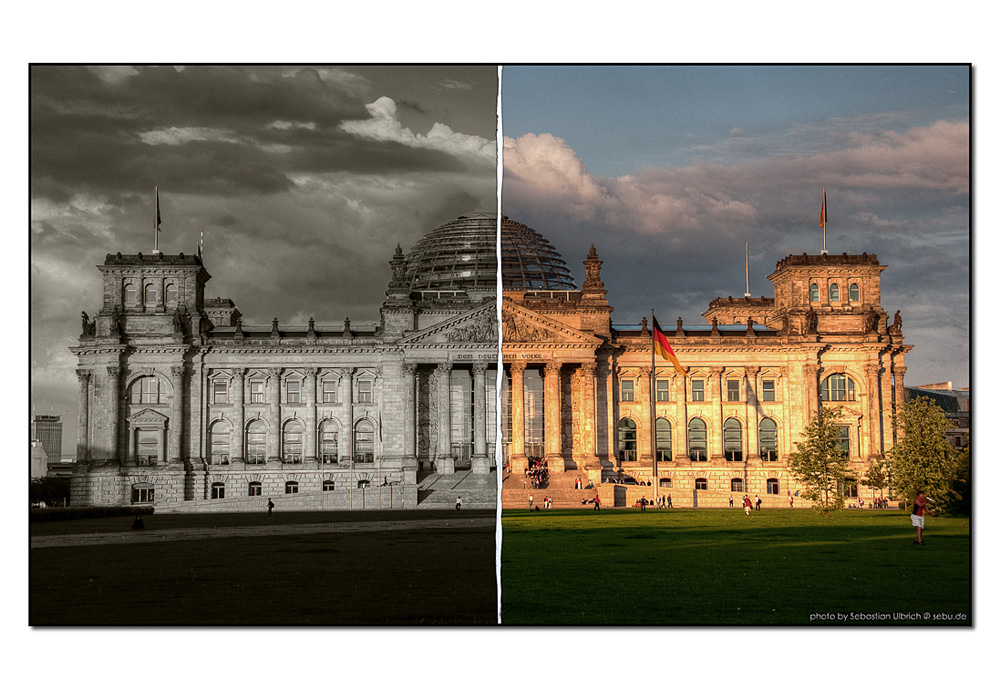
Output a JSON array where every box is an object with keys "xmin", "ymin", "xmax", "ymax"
[{"xmin": 910, "ymin": 490, "xmax": 935, "ymax": 545}]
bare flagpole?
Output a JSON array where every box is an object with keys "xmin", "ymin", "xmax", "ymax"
[{"xmin": 745, "ymin": 242, "xmax": 751, "ymax": 298}]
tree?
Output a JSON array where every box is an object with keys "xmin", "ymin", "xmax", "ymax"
[
  {"xmin": 788, "ymin": 406, "xmax": 850, "ymax": 515},
  {"xmin": 890, "ymin": 397, "xmax": 958, "ymax": 512},
  {"xmin": 861, "ymin": 456, "xmax": 891, "ymax": 500}
]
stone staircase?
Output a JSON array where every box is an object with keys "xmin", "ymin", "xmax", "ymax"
[
  {"xmin": 501, "ymin": 470, "xmax": 599, "ymax": 510},
  {"xmin": 416, "ymin": 469, "xmax": 498, "ymax": 509}
]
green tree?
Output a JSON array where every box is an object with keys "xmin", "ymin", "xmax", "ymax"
[
  {"xmin": 788, "ymin": 406, "xmax": 850, "ymax": 515},
  {"xmin": 889, "ymin": 397, "xmax": 958, "ymax": 512},
  {"xmin": 861, "ymin": 456, "xmax": 891, "ymax": 500},
  {"xmin": 950, "ymin": 443, "xmax": 971, "ymax": 515}
]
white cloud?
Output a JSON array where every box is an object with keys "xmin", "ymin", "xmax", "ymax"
[
  {"xmin": 341, "ymin": 96, "xmax": 494, "ymax": 161},
  {"xmin": 139, "ymin": 127, "xmax": 241, "ymax": 146}
]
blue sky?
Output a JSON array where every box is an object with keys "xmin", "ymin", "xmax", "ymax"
[{"xmin": 502, "ymin": 65, "xmax": 970, "ymax": 389}]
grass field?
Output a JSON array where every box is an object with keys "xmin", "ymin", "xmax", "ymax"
[
  {"xmin": 500, "ymin": 508, "xmax": 971, "ymax": 625},
  {"xmin": 30, "ymin": 510, "xmax": 497, "ymax": 626}
]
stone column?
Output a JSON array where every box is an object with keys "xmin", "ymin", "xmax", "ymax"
[
  {"xmin": 169, "ymin": 364, "xmax": 185, "ymax": 464},
  {"xmin": 232, "ymin": 368, "xmax": 246, "ymax": 461},
  {"xmin": 344, "ymin": 368, "xmax": 355, "ymax": 462},
  {"xmin": 471, "ymin": 363, "xmax": 490, "ymax": 474},
  {"xmin": 267, "ymin": 368, "xmax": 282, "ymax": 463},
  {"xmin": 864, "ymin": 362, "xmax": 883, "ymax": 457},
  {"xmin": 106, "ymin": 365, "xmax": 121, "ymax": 464},
  {"xmin": 745, "ymin": 366, "xmax": 760, "ymax": 459},
  {"xmin": 402, "ymin": 363, "xmax": 419, "ymax": 482},
  {"xmin": 710, "ymin": 366, "xmax": 724, "ymax": 459},
  {"xmin": 509, "ymin": 361, "xmax": 527, "ymax": 473},
  {"xmin": 675, "ymin": 373, "xmax": 688, "ymax": 460},
  {"xmin": 893, "ymin": 364, "xmax": 907, "ymax": 442},
  {"xmin": 543, "ymin": 362, "xmax": 564, "ymax": 471},
  {"xmin": 76, "ymin": 369, "xmax": 91, "ymax": 464},
  {"xmin": 638, "ymin": 366, "xmax": 653, "ymax": 463},
  {"xmin": 436, "ymin": 363, "xmax": 455, "ymax": 474},
  {"xmin": 579, "ymin": 361, "xmax": 599, "ymax": 471},
  {"xmin": 305, "ymin": 368, "xmax": 318, "ymax": 463}
]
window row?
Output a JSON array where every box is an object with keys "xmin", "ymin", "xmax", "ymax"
[
  {"xmin": 809, "ymin": 282, "xmax": 861, "ymax": 303},
  {"xmin": 123, "ymin": 280, "xmax": 180, "ymax": 308},
  {"xmin": 653, "ymin": 477, "xmax": 783, "ymax": 494},
  {"xmin": 621, "ymin": 378, "xmax": 778, "ymax": 403},
  {"xmin": 617, "ymin": 417, "xmax": 780, "ymax": 462},
  {"xmin": 210, "ymin": 418, "xmax": 377, "ymax": 465},
  {"xmin": 123, "ymin": 375, "xmax": 376, "ymax": 406}
]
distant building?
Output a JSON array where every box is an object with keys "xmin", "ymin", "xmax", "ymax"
[
  {"xmin": 905, "ymin": 382, "xmax": 970, "ymax": 450},
  {"xmin": 30, "ymin": 441, "xmax": 48, "ymax": 479},
  {"xmin": 31, "ymin": 414, "xmax": 62, "ymax": 466}
]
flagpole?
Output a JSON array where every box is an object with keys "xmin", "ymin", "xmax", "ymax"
[
  {"xmin": 154, "ymin": 186, "xmax": 159, "ymax": 254},
  {"xmin": 651, "ymin": 309, "xmax": 658, "ymax": 506},
  {"xmin": 821, "ymin": 188, "xmax": 828, "ymax": 255},
  {"xmin": 744, "ymin": 242, "xmax": 751, "ymax": 298}
]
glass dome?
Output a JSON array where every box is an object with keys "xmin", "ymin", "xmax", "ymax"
[
  {"xmin": 404, "ymin": 212, "xmax": 498, "ymax": 293},
  {"xmin": 501, "ymin": 216, "xmax": 578, "ymax": 290}
]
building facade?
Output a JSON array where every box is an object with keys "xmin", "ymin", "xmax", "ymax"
[
  {"xmin": 70, "ymin": 213, "xmax": 500, "ymax": 510},
  {"xmin": 31, "ymin": 414, "xmax": 63, "ymax": 465},
  {"xmin": 499, "ymin": 217, "xmax": 913, "ymax": 508}
]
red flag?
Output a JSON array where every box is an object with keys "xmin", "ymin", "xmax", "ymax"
[
  {"xmin": 652, "ymin": 316, "xmax": 686, "ymax": 376},
  {"xmin": 820, "ymin": 188, "xmax": 827, "ymax": 229}
]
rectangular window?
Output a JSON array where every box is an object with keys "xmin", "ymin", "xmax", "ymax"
[
  {"xmin": 213, "ymin": 381, "xmax": 228, "ymax": 405},
  {"xmin": 322, "ymin": 380, "xmax": 337, "ymax": 403},
  {"xmin": 836, "ymin": 426, "xmax": 850, "ymax": 458},
  {"xmin": 621, "ymin": 379, "xmax": 634, "ymax": 402},
  {"xmin": 285, "ymin": 379, "xmax": 301, "ymax": 404},
  {"xmin": 358, "ymin": 379, "xmax": 373, "ymax": 403},
  {"xmin": 761, "ymin": 380, "xmax": 775, "ymax": 402},
  {"xmin": 248, "ymin": 483, "xmax": 262, "ymax": 497},
  {"xmin": 250, "ymin": 380, "xmax": 264, "ymax": 404},
  {"xmin": 655, "ymin": 379, "xmax": 670, "ymax": 402},
  {"xmin": 691, "ymin": 379, "xmax": 704, "ymax": 402},
  {"xmin": 727, "ymin": 379, "xmax": 740, "ymax": 402},
  {"xmin": 211, "ymin": 483, "xmax": 225, "ymax": 499}
]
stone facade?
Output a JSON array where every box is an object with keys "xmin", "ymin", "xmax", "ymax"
[
  {"xmin": 500, "ymin": 226, "xmax": 912, "ymax": 509},
  {"xmin": 70, "ymin": 214, "xmax": 500, "ymax": 510}
]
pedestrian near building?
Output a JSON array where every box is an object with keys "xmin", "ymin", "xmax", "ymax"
[
  {"xmin": 729, "ymin": 495, "xmax": 734, "ymax": 508},
  {"xmin": 456, "ymin": 496, "xmax": 462, "ymax": 511},
  {"xmin": 267, "ymin": 498, "xmax": 274, "ymax": 517},
  {"xmin": 755, "ymin": 494, "xmax": 762, "ymax": 511},
  {"xmin": 743, "ymin": 494, "xmax": 752, "ymax": 516},
  {"xmin": 594, "ymin": 494, "xmax": 601, "ymax": 510},
  {"xmin": 667, "ymin": 494, "xmax": 672, "ymax": 508},
  {"xmin": 528, "ymin": 495, "xmax": 533, "ymax": 509}
]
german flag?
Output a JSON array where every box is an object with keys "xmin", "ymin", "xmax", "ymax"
[
  {"xmin": 819, "ymin": 188, "xmax": 827, "ymax": 229},
  {"xmin": 652, "ymin": 316, "xmax": 686, "ymax": 376}
]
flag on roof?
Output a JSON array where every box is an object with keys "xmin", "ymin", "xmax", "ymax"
[{"xmin": 652, "ymin": 316, "xmax": 686, "ymax": 376}]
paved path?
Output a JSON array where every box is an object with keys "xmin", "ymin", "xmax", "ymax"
[{"xmin": 31, "ymin": 515, "xmax": 496, "ymax": 549}]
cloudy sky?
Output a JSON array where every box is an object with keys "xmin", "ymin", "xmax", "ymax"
[
  {"xmin": 30, "ymin": 65, "xmax": 498, "ymax": 456},
  {"xmin": 502, "ymin": 65, "xmax": 970, "ymax": 390}
]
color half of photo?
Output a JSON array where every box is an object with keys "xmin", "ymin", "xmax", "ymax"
[{"xmin": 497, "ymin": 65, "xmax": 970, "ymax": 626}]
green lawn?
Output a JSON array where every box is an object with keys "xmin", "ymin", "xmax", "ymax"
[{"xmin": 500, "ymin": 509, "xmax": 970, "ymax": 625}]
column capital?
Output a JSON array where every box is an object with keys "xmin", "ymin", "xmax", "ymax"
[
  {"xmin": 231, "ymin": 367, "xmax": 247, "ymax": 379},
  {"xmin": 304, "ymin": 367, "xmax": 319, "ymax": 378},
  {"xmin": 579, "ymin": 361, "xmax": 598, "ymax": 376},
  {"xmin": 170, "ymin": 364, "xmax": 187, "ymax": 379},
  {"xmin": 803, "ymin": 364, "xmax": 821, "ymax": 376},
  {"xmin": 892, "ymin": 365, "xmax": 907, "ymax": 375},
  {"xmin": 744, "ymin": 366, "xmax": 761, "ymax": 377},
  {"xmin": 267, "ymin": 367, "xmax": 283, "ymax": 379},
  {"xmin": 638, "ymin": 365, "xmax": 652, "ymax": 378},
  {"xmin": 473, "ymin": 361, "xmax": 490, "ymax": 375},
  {"xmin": 509, "ymin": 360, "xmax": 527, "ymax": 374},
  {"xmin": 709, "ymin": 366, "xmax": 725, "ymax": 376},
  {"xmin": 437, "ymin": 362, "xmax": 453, "ymax": 373},
  {"xmin": 76, "ymin": 368, "xmax": 92, "ymax": 382},
  {"xmin": 106, "ymin": 365, "xmax": 121, "ymax": 379},
  {"xmin": 545, "ymin": 361, "xmax": 563, "ymax": 375},
  {"xmin": 402, "ymin": 362, "xmax": 418, "ymax": 376}
]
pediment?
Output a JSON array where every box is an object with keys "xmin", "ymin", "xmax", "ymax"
[
  {"xmin": 501, "ymin": 302, "xmax": 603, "ymax": 346},
  {"xmin": 398, "ymin": 303, "xmax": 499, "ymax": 346},
  {"xmin": 127, "ymin": 407, "xmax": 169, "ymax": 427}
]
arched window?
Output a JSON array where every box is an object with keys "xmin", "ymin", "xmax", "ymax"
[
  {"xmin": 809, "ymin": 283, "xmax": 819, "ymax": 302},
  {"xmin": 724, "ymin": 418, "xmax": 743, "ymax": 461},
  {"xmin": 284, "ymin": 481, "xmax": 298, "ymax": 494},
  {"xmin": 759, "ymin": 418, "xmax": 778, "ymax": 461},
  {"xmin": 618, "ymin": 418, "xmax": 637, "ymax": 461},
  {"xmin": 354, "ymin": 419, "xmax": 375, "ymax": 463},
  {"xmin": 144, "ymin": 283, "xmax": 157, "ymax": 307},
  {"xmin": 829, "ymin": 283, "xmax": 840, "ymax": 301},
  {"xmin": 688, "ymin": 418, "xmax": 708, "ymax": 461},
  {"xmin": 283, "ymin": 419, "xmax": 303, "ymax": 463},
  {"xmin": 655, "ymin": 418, "xmax": 672, "ymax": 461},
  {"xmin": 695, "ymin": 477, "xmax": 708, "ymax": 490},
  {"xmin": 211, "ymin": 482, "xmax": 225, "ymax": 499},
  {"xmin": 129, "ymin": 376, "xmax": 162, "ymax": 405},
  {"xmin": 165, "ymin": 283, "xmax": 178, "ymax": 307},
  {"xmin": 766, "ymin": 478, "xmax": 780, "ymax": 495},
  {"xmin": 849, "ymin": 283, "xmax": 860, "ymax": 301},
  {"xmin": 821, "ymin": 373, "xmax": 856, "ymax": 401},
  {"xmin": 246, "ymin": 419, "xmax": 267, "ymax": 464},
  {"xmin": 731, "ymin": 478, "xmax": 744, "ymax": 493},
  {"xmin": 124, "ymin": 282, "xmax": 138, "ymax": 306},
  {"xmin": 320, "ymin": 421, "xmax": 339, "ymax": 464},
  {"xmin": 209, "ymin": 420, "xmax": 230, "ymax": 465},
  {"xmin": 248, "ymin": 481, "xmax": 262, "ymax": 497}
]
